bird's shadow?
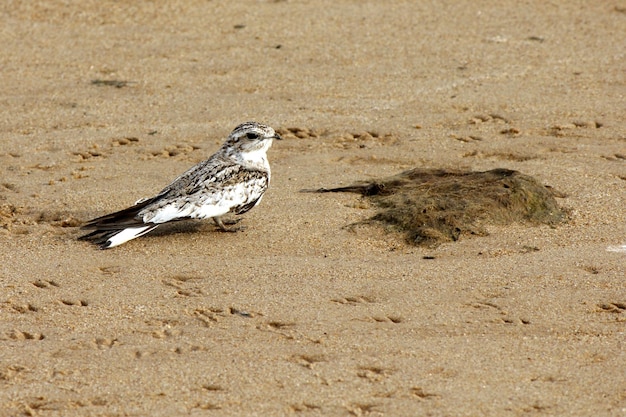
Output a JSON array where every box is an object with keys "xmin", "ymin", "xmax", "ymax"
[
  {"xmin": 148, "ymin": 219, "xmax": 217, "ymax": 238},
  {"xmin": 146, "ymin": 217, "xmax": 245, "ymax": 239},
  {"xmin": 34, "ymin": 208, "xmax": 237, "ymax": 241}
]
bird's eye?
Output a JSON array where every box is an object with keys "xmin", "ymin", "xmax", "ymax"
[{"xmin": 246, "ymin": 132, "xmax": 260, "ymax": 140}]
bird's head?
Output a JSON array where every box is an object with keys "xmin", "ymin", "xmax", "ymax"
[{"xmin": 224, "ymin": 122, "xmax": 282, "ymax": 157}]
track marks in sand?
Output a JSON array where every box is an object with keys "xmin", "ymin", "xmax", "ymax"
[
  {"xmin": 32, "ymin": 279, "xmax": 60, "ymax": 289},
  {"xmin": 72, "ymin": 136, "xmax": 140, "ymax": 163},
  {"xmin": 5, "ymin": 301, "xmax": 38, "ymax": 314},
  {"xmin": 459, "ymin": 112, "xmax": 602, "ymax": 140},
  {"xmin": 102, "ymin": 134, "xmax": 201, "ymax": 162},
  {"xmin": 92, "ymin": 337, "xmax": 119, "ymax": 349},
  {"xmin": 51, "ymin": 134, "xmax": 200, "ymax": 185},
  {"xmin": 289, "ymin": 402, "xmax": 322, "ymax": 412},
  {"xmin": 465, "ymin": 299, "xmax": 531, "ymax": 326},
  {"xmin": 0, "ymin": 204, "xmax": 32, "ymax": 233},
  {"xmin": 97, "ymin": 265, "xmax": 121, "ymax": 275},
  {"xmin": 134, "ymin": 305, "xmax": 300, "ymax": 360},
  {"xmin": 357, "ymin": 366, "xmax": 394, "ymax": 383},
  {"xmin": 409, "ymin": 386, "xmax": 440, "ymax": 400},
  {"xmin": 360, "ymin": 315, "xmax": 404, "ymax": 324},
  {"xmin": 59, "ymin": 299, "xmax": 89, "ymax": 307},
  {"xmin": 462, "ymin": 149, "xmax": 538, "ymax": 162},
  {"xmin": 0, "ymin": 182, "xmax": 19, "ymax": 193},
  {"xmin": 544, "ymin": 120, "xmax": 603, "ymax": 138},
  {"xmin": 331, "ymin": 295, "xmax": 376, "ymax": 305},
  {"xmin": 450, "ymin": 112, "xmax": 520, "ymax": 144},
  {"xmin": 12, "ymin": 395, "xmax": 109, "ymax": 416},
  {"xmin": 193, "ymin": 305, "xmax": 306, "ymax": 342},
  {"xmin": 53, "ymin": 136, "xmax": 138, "ymax": 184},
  {"xmin": 161, "ymin": 276, "xmax": 315, "ymax": 341},
  {"xmin": 161, "ymin": 275, "xmax": 206, "ymax": 297},
  {"xmin": 65, "ymin": 337, "xmax": 121, "ymax": 352},
  {"xmin": 292, "ymin": 353, "xmax": 327, "ymax": 369},
  {"xmin": 193, "ymin": 306, "xmax": 284, "ymax": 327},
  {"xmin": 0, "ymin": 203, "xmax": 81, "ymax": 235},
  {"xmin": 191, "ymin": 402, "xmax": 222, "ymax": 411},
  {"xmin": 147, "ymin": 143, "xmax": 201, "ymax": 160},
  {"xmin": 449, "ymin": 112, "xmax": 616, "ymax": 166},
  {"xmin": 456, "ymin": 113, "xmax": 540, "ymax": 162},
  {"xmin": 276, "ymin": 126, "xmax": 399, "ymax": 152},
  {"xmin": 332, "ymin": 294, "xmax": 404, "ymax": 325},
  {"xmin": 345, "ymin": 402, "xmax": 382, "ymax": 416},
  {"xmin": 30, "ymin": 279, "xmax": 90, "ymax": 309},
  {"xmin": 2, "ymin": 330, "xmax": 45, "ymax": 341},
  {"xmin": 33, "ymin": 277, "xmax": 89, "ymax": 310},
  {"xmin": 597, "ymin": 302, "xmax": 626, "ymax": 314},
  {"xmin": 151, "ymin": 328, "xmax": 183, "ymax": 340},
  {"xmin": 192, "ymin": 307, "xmax": 229, "ymax": 326},
  {"xmin": 130, "ymin": 290, "xmax": 443, "ymax": 415},
  {"xmin": 35, "ymin": 211, "xmax": 82, "ymax": 228},
  {"xmin": 190, "ymin": 382, "xmax": 226, "ymax": 411},
  {"xmin": 0, "ymin": 364, "xmax": 27, "ymax": 382},
  {"xmin": 31, "ymin": 279, "xmax": 89, "ymax": 312}
]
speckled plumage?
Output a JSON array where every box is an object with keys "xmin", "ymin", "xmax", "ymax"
[{"xmin": 80, "ymin": 122, "xmax": 281, "ymax": 249}]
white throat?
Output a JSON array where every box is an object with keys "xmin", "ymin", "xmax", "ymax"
[{"xmin": 240, "ymin": 141, "xmax": 272, "ymax": 167}]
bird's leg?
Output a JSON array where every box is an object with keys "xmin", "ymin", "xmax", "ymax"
[{"xmin": 213, "ymin": 216, "xmax": 244, "ymax": 232}]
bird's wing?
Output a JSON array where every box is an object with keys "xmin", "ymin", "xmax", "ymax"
[{"xmin": 139, "ymin": 164, "xmax": 269, "ymax": 224}]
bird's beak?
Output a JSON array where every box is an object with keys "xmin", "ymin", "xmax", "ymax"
[{"xmin": 273, "ymin": 133, "xmax": 283, "ymax": 140}]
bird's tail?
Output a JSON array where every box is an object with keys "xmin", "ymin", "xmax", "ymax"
[
  {"xmin": 79, "ymin": 198, "xmax": 159, "ymax": 249},
  {"xmin": 79, "ymin": 225, "xmax": 159, "ymax": 249}
]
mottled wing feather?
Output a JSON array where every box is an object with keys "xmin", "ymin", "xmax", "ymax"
[
  {"xmin": 226, "ymin": 170, "xmax": 268, "ymax": 215},
  {"xmin": 138, "ymin": 164, "xmax": 269, "ymax": 223},
  {"xmin": 233, "ymin": 196, "xmax": 262, "ymax": 215},
  {"xmin": 157, "ymin": 155, "xmax": 243, "ymax": 197}
]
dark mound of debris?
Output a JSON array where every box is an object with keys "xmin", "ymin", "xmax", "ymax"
[{"xmin": 311, "ymin": 168, "xmax": 567, "ymax": 247}]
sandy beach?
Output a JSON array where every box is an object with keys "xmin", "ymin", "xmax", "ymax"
[{"xmin": 1, "ymin": 1, "xmax": 625, "ymax": 416}]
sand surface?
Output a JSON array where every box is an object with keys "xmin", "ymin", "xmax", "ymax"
[{"xmin": 1, "ymin": 1, "xmax": 625, "ymax": 416}]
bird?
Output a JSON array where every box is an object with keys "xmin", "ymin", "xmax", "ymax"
[{"xmin": 79, "ymin": 121, "xmax": 281, "ymax": 249}]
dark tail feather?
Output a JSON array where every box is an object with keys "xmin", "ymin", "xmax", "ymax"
[
  {"xmin": 81, "ymin": 197, "xmax": 158, "ymax": 231},
  {"xmin": 78, "ymin": 229, "xmax": 121, "ymax": 248},
  {"xmin": 80, "ymin": 196, "xmax": 160, "ymax": 248}
]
